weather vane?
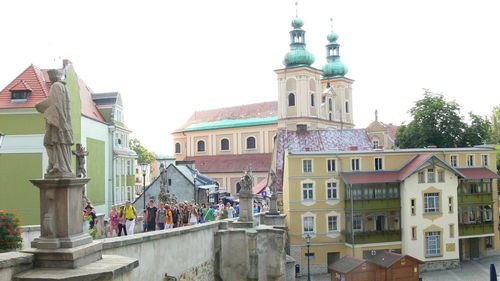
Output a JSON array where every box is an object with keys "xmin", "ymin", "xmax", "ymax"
[
  {"xmin": 330, "ymin": 17, "xmax": 334, "ymax": 32},
  {"xmin": 295, "ymin": 1, "xmax": 298, "ymax": 18}
]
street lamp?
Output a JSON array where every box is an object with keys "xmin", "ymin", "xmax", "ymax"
[
  {"xmin": 304, "ymin": 234, "xmax": 311, "ymax": 281},
  {"xmin": 192, "ymin": 169, "xmax": 198, "ymax": 204},
  {"xmin": 140, "ymin": 162, "xmax": 149, "ymax": 210}
]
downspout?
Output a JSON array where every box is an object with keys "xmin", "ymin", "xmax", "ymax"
[
  {"xmin": 350, "ymin": 183, "xmax": 355, "ymax": 256},
  {"xmin": 109, "ymin": 125, "xmax": 115, "ymax": 206}
]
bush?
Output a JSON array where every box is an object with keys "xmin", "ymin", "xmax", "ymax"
[{"xmin": 0, "ymin": 210, "xmax": 23, "ymax": 251}]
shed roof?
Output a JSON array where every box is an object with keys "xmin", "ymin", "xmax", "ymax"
[
  {"xmin": 329, "ymin": 256, "xmax": 366, "ymax": 273},
  {"xmin": 456, "ymin": 167, "xmax": 499, "ymax": 179}
]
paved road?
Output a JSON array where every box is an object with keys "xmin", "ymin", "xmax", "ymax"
[{"xmin": 297, "ymin": 255, "xmax": 500, "ymax": 281}]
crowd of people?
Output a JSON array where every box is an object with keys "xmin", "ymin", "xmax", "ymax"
[{"xmin": 107, "ymin": 199, "xmax": 243, "ymax": 237}]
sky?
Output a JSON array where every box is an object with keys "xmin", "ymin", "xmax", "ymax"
[{"xmin": 0, "ymin": 0, "xmax": 499, "ymax": 155}]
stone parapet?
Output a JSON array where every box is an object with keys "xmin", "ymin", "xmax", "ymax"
[{"xmin": 0, "ymin": 253, "xmax": 34, "ymax": 281}]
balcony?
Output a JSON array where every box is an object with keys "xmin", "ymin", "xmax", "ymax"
[
  {"xmin": 458, "ymin": 193, "xmax": 493, "ymax": 204},
  {"xmin": 345, "ymin": 230, "xmax": 401, "ymax": 244},
  {"xmin": 345, "ymin": 198, "xmax": 400, "ymax": 211},
  {"xmin": 459, "ymin": 222, "xmax": 494, "ymax": 236}
]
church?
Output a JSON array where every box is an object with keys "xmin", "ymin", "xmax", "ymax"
[{"xmin": 172, "ymin": 16, "xmax": 396, "ymax": 196}]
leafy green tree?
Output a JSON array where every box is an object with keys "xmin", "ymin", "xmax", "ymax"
[
  {"xmin": 461, "ymin": 112, "xmax": 491, "ymax": 147},
  {"xmin": 488, "ymin": 106, "xmax": 500, "ymax": 144},
  {"xmin": 129, "ymin": 138, "xmax": 156, "ymax": 164},
  {"xmin": 397, "ymin": 90, "xmax": 465, "ymax": 148},
  {"xmin": 396, "ymin": 90, "xmax": 490, "ymax": 148}
]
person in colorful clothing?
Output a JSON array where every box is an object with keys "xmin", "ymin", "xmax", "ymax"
[{"xmin": 108, "ymin": 205, "xmax": 119, "ymax": 237}]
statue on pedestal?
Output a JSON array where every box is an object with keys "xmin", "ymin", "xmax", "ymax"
[
  {"xmin": 268, "ymin": 170, "xmax": 277, "ymax": 197},
  {"xmin": 35, "ymin": 69, "xmax": 74, "ymax": 178},
  {"xmin": 267, "ymin": 170, "xmax": 279, "ymax": 215},
  {"xmin": 72, "ymin": 143, "xmax": 88, "ymax": 178},
  {"xmin": 158, "ymin": 163, "xmax": 171, "ymax": 203},
  {"xmin": 239, "ymin": 170, "xmax": 254, "ymax": 195}
]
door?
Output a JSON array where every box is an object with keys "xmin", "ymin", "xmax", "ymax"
[
  {"xmin": 470, "ymin": 238, "xmax": 480, "ymax": 259},
  {"xmin": 327, "ymin": 252, "xmax": 340, "ymax": 273},
  {"xmin": 376, "ymin": 215, "xmax": 385, "ymax": 231}
]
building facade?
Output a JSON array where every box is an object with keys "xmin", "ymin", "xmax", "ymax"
[
  {"xmin": 282, "ymin": 146, "xmax": 499, "ymax": 274},
  {"xmin": 0, "ymin": 61, "xmax": 136, "ymax": 224}
]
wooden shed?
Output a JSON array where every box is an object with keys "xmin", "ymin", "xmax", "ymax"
[
  {"xmin": 366, "ymin": 252, "xmax": 423, "ymax": 281},
  {"xmin": 329, "ymin": 256, "xmax": 385, "ymax": 281}
]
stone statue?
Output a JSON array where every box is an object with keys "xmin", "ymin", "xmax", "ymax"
[
  {"xmin": 72, "ymin": 143, "xmax": 88, "ymax": 178},
  {"xmin": 35, "ymin": 70, "xmax": 74, "ymax": 177},
  {"xmin": 41, "ymin": 189, "xmax": 56, "ymax": 238},
  {"xmin": 159, "ymin": 163, "xmax": 167, "ymax": 190},
  {"xmin": 268, "ymin": 170, "xmax": 277, "ymax": 196},
  {"xmin": 239, "ymin": 170, "xmax": 254, "ymax": 194}
]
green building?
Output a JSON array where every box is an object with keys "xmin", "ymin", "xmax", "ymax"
[{"xmin": 0, "ymin": 60, "xmax": 136, "ymax": 225}]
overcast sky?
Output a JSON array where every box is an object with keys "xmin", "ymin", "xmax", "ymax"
[{"xmin": 1, "ymin": 0, "xmax": 499, "ymax": 155}]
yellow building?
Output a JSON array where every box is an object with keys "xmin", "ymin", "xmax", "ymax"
[{"xmin": 282, "ymin": 146, "xmax": 499, "ymax": 274}]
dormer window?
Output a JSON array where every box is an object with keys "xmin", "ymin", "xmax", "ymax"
[
  {"xmin": 11, "ymin": 90, "xmax": 31, "ymax": 102},
  {"xmin": 9, "ymin": 80, "xmax": 32, "ymax": 103}
]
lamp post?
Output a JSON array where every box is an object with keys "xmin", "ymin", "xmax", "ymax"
[
  {"xmin": 140, "ymin": 162, "xmax": 149, "ymax": 210},
  {"xmin": 192, "ymin": 169, "xmax": 198, "ymax": 204},
  {"xmin": 305, "ymin": 233, "xmax": 311, "ymax": 281}
]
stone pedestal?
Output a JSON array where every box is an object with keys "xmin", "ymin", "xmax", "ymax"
[
  {"xmin": 267, "ymin": 194, "xmax": 279, "ymax": 215},
  {"xmin": 234, "ymin": 191, "xmax": 255, "ymax": 229},
  {"xmin": 23, "ymin": 177, "xmax": 101, "ymax": 269}
]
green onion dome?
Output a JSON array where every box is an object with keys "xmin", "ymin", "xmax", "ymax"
[
  {"xmin": 291, "ymin": 18, "xmax": 304, "ymax": 29},
  {"xmin": 326, "ymin": 32, "xmax": 339, "ymax": 42},
  {"xmin": 322, "ymin": 60, "xmax": 348, "ymax": 78},
  {"xmin": 284, "ymin": 50, "xmax": 315, "ymax": 67},
  {"xmin": 283, "ymin": 18, "xmax": 315, "ymax": 68}
]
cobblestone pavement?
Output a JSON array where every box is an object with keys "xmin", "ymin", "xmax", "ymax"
[{"xmin": 297, "ymin": 255, "xmax": 500, "ymax": 281}]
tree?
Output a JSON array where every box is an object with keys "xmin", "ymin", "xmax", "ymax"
[
  {"xmin": 396, "ymin": 90, "xmax": 490, "ymax": 148},
  {"xmin": 129, "ymin": 138, "xmax": 156, "ymax": 164},
  {"xmin": 462, "ymin": 112, "xmax": 491, "ymax": 147},
  {"xmin": 488, "ymin": 106, "xmax": 500, "ymax": 144}
]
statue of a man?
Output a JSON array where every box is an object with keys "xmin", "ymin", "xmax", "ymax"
[
  {"xmin": 159, "ymin": 163, "xmax": 167, "ymax": 189},
  {"xmin": 268, "ymin": 170, "xmax": 278, "ymax": 196},
  {"xmin": 35, "ymin": 70, "xmax": 74, "ymax": 177},
  {"xmin": 72, "ymin": 144, "xmax": 88, "ymax": 178},
  {"xmin": 239, "ymin": 170, "xmax": 254, "ymax": 194}
]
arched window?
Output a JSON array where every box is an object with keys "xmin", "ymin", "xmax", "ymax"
[
  {"xmin": 372, "ymin": 138, "xmax": 379, "ymax": 149},
  {"xmin": 288, "ymin": 93, "xmax": 295, "ymax": 106},
  {"xmin": 175, "ymin": 142, "xmax": 181, "ymax": 154},
  {"xmin": 246, "ymin": 136, "xmax": 256, "ymax": 149},
  {"xmin": 220, "ymin": 138, "xmax": 229, "ymax": 151},
  {"xmin": 310, "ymin": 94, "xmax": 315, "ymax": 106},
  {"xmin": 197, "ymin": 140, "xmax": 205, "ymax": 152},
  {"xmin": 328, "ymin": 99, "xmax": 333, "ymax": 111}
]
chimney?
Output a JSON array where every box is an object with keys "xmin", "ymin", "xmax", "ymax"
[{"xmin": 349, "ymin": 146, "xmax": 358, "ymax": 151}]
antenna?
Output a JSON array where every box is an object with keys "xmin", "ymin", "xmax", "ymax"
[{"xmin": 295, "ymin": 1, "xmax": 299, "ymax": 18}]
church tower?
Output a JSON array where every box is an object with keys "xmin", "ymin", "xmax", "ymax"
[
  {"xmin": 320, "ymin": 20, "xmax": 355, "ymax": 128},
  {"xmin": 275, "ymin": 17, "xmax": 323, "ymax": 130}
]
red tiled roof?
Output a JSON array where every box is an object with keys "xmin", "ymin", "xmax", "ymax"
[
  {"xmin": 387, "ymin": 123, "xmax": 398, "ymax": 141},
  {"xmin": 456, "ymin": 167, "xmax": 499, "ymax": 179},
  {"xmin": 0, "ymin": 63, "xmax": 105, "ymax": 123},
  {"xmin": 398, "ymin": 154, "xmax": 432, "ymax": 179},
  {"xmin": 253, "ymin": 177, "xmax": 268, "ymax": 194},
  {"xmin": 186, "ymin": 153, "xmax": 273, "ymax": 173},
  {"xmin": 10, "ymin": 80, "xmax": 32, "ymax": 91},
  {"xmin": 78, "ymin": 77, "xmax": 105, "ymax": 122},
  {"xmin": 176, "ymin": 101, "xmax": 277, "ymax": 132},
  {"xmin": 341, "ymin": 171, "xmax": 401, "ymax": 184},
  {"xmin": 0, "ymin": 65, "xmax": 50, "ymax": 108}
]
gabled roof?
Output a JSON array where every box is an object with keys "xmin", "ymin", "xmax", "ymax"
[
  {"xmin": 10, "ymin": 80, "xmax": 32, "ymax": 91},
  {"xmin": 329, "ymin": 256, "xmax": 366, "ymax": 273},
  {"xmin": 0, "ymin": 65, "xmax": 50, "ymax": 108},
  {"xmin": 253, "ymin": 177, "xmax": 268, "ymax": 194},
  {"xmin": 175, "ymin": 101, "xmax": 278, "ymax": 132},
  {"xmin": 166, "ymin": 163, "xmax": 216, "ymax": 185},
  {"xmin": 340, "ymin": 153, "xmax": 467, "ymax": 184},
  {"xmin": 186, "ymin": 153, "xmax": 272, "ymax": 174},
  {"xmin": 276, "ymin": 129, "xmax": 373, "ymax": 191},
  {"xmin": 0, "ymin": 63, "xmax": 106, "ymax": 123},
  {"xmin": 366, "ymin": 252, "xmax": 423, "ymax": 268}
]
